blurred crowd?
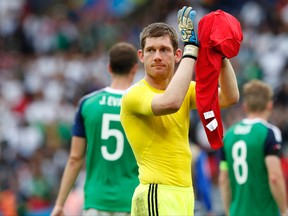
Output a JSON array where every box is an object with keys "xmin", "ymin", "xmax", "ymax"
[{"xmin": 0, "ymin": 0, "xmax": 288, "ymax": 215}]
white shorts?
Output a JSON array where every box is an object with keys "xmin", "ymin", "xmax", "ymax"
[{"xmin": 83, "ymin": 209, "xmax": 130, "ymax": 216}]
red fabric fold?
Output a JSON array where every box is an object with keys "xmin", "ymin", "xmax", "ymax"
[{"xmin": 195, "ymin": 10, "xmax": 243, "ymax": 149}]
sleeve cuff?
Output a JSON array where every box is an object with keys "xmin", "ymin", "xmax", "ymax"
[{"xmin": 219, "ymin": 161, "xmax": 229, "ymax": 171}]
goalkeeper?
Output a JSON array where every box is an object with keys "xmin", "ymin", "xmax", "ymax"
[{"xmin": 120, "ymin": 6, "xmax": 239, "ymax": 216}]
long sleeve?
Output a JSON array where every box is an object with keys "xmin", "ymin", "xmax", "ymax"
[{"xmin": 195, "ymin": 10, "xmax": 243, "ymax": 150}]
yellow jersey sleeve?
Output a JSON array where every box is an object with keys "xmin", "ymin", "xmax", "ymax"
[{"xmin": 121, "ymin": 80, "xmax": 156, "ymax": 116}]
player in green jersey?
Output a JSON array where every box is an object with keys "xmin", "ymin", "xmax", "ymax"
[
  {"xmin": 219, "ymin": 79, "xmax": 288, "ymax": 216},
  {"xmin": 50, "ymin": 42, "xmax": 139, "ymax": 216}
]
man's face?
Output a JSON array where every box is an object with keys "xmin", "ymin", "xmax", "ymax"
[{"xmin": 138, "ymin": 35, "xmax": 180, "ymax": 79}]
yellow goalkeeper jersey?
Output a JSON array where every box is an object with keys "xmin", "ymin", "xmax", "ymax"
[{"xmin": 120, "ymin": 79, "xmax": 196, "ymax": 187}]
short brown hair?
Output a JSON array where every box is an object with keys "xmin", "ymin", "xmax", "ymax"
[
  {"xmin": 243, "ymin": 79, "xmax": 273, "ymax": 112},
  {"xmin": 109, "ymin": 42, "xmax": 138, "ymax": 75},
  {"xmin": 139, "ymin": 22, "xmax": 179, "ymax": 52}
]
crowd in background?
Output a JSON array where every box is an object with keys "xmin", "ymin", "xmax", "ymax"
[{"xmin": 0, "ymin": 0, "xmax": 288, "ymax": 215}]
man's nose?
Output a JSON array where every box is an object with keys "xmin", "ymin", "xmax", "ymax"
[{"xmin": 153, "ymin": 50, "xmax": 162, "ymax": 60}]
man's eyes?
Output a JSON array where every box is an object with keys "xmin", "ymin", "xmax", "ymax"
[
  {"xmin": 145, "ymin": 48, "xmax": 171, "ymax": 54},
  {"xmin": 146, "ymin": 48, "xmax": 155, "ymax": 53},
  {"xmin": 161, "ymin": 48, "xmax": 170, "ymax": 52}
]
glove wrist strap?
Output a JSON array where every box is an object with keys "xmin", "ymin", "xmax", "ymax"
[{"xmin": 182, "ymin": 44, "xmax": 198, "ymax": 60}]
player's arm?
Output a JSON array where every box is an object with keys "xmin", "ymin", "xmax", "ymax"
[
  {"xmin": 219, "ymin": 165, "xmax": 231, "ymax": 216},
  {"xmin": 218, "ymin": 58, "xmax": 239, "ymax": 108},
  {"xmin": 264, "ymin": 128, "xmax": 287, "ymax": 216},
  {"xmin": 218, "ymin": 149, "xmax": 231, "ymax": 216},
  {"xmin": 152, "ymin": 57, "xmax": 195, "ymax": 115},
  {"xmin": 266, "ymin": 156, "xmax": 287, "ymax": 216},
  {"xmin": 152, "ymin": 6, "xmax": 198, "ymax": 116},
  {"xmin": 51, "ymin": 136, "xmax": 86, "ymax": 216}
]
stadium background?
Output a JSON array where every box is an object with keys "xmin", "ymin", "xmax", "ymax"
[{"xmin": 0, "ymin": 0, "xmax": 287, "ymax": 215}]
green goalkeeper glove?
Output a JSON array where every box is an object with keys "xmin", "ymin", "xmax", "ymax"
[{"xmin": 178, "ymin": 6, "xmax": 199, "ymax": 59}]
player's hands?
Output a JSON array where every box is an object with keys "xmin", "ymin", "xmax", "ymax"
[
  {"xmin": 177, "ymin": 6, "xmax": 198, "ymax": 46},
  {"xmin": 178, "ymin": 6, "xmax": 199, "ymax": 59}
]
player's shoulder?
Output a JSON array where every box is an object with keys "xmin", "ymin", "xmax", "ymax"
[
  {"xmin": 77, "ymin": 87, "xmax": 120, "ymax": 109},
  {"xmin": 79, "ymin": 87, "xmax": 106, "ymax": 102},
  {"xmin": 123, "ymin": 79, "xmax": 147, "ymax": 97},
  {"xmin": 259, "ymin": 120, "xmax": 282, "ymax": 142},
  {"xmin": 244, "ymin": 118, "xmax": 280, "ymax": 132},
  {"xmin": 242, "ymin": 118, "xmax": 282, "ymax": 141}
]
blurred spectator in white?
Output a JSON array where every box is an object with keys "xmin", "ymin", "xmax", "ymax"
[{"xmin": 0, "ymin": 0, "xmax": 25, "ymax": 37}]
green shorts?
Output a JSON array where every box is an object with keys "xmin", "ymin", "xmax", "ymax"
[{"xmin": 131, "ymin": 183, "xmax": 194, "ymax": 216}]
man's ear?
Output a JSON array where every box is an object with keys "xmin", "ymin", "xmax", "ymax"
[
  {"xmin": 267, "ymin": 100, "xmax": 273, "ymax": 112},
  {"xmin": 138, "ymin": 50, "xmax": 144, "ymax": 63},
  {"xmin": 107, "ymin": 64, "xmax": 113, "ymax": 75},
  {"xmin": 175, "ymin": 48, "xmax": 182, "ymax": 63}
]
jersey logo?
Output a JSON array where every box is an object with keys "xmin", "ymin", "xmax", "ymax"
[
  {"xmin": 204, "ymin": 111, "xmax": 218, "ymax": 131},
  {"xmin": 273, "ymin": 143, "xmax": 281, "ymax": 150}
]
